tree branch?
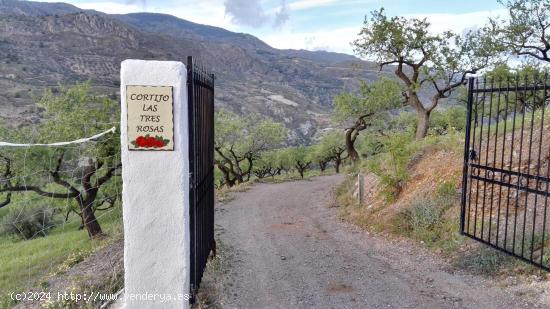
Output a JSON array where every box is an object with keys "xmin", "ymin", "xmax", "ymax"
[
  {"xmin": 0, "ymin": 185, "xmax": 79, "ymax": 199},
  {"xmin": 49, "ymin": 152, "xmax": 80, "ymax": 196},
  {"xmin": 95, "ymin": 163, "xmax": 122, "ymax": 187},
  {"xmin": 95, "ymin": 196, "xmax": 117, "ymax": 211}
]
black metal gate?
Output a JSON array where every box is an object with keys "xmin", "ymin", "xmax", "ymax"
[
  {"xmin": 461, "ymin": 76, "xmax": 550, "ymax": 271},
  {"xmin": 187, "ymin": 56, "xmax": 215, "ymax": 296}
]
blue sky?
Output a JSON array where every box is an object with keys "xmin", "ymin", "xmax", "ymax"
[{"xmin": 33, "ymin": 0, "xmax": 505, "ymax": 54}]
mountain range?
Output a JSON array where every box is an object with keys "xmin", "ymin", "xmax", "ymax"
[{"xmin": 0, "ymin": 0, "xmax": 396, "ymax": 142}]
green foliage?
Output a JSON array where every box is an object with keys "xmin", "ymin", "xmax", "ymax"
[
  {"xmin": 215, "ymin": 110, "xmax": 288, "ymax": 186},
  {"xmin": 333, "ymin": 77, "xmax": 403, "ymax": 122},
  {"xmin": 288, "ymin": 146, "xmax": 312, "ymax": 165},
  {"xmin": 253, "ymin": 150, "xmax": 281, "ymax": 179},
  {"xmin": 454, "ymin": 246, "xmax": 515, "ymax": 276},
  {"xmin": 403, "ymin": 198, "xmax": 443, "ymax": 232},
  {"xmin": 287, "ymin": 146, "xmax": 313, "ymax": 178},
  {"xmin": 0, "ymin": 82, "xmax": 121, "ymax": 238},
  {"xmin": 333, "ymin": 77, "xmax": 403, "ymax": 161},
  {"xmin": 273, "ymin": 147, "xmax": 294, "ymax": 172},
  {"xmin": 356, "ymin": 131, "xmax": 384, "ymax": 158},
  {"xmin": 367, "ymin": 132, "xmax": 417, "ymax": 202},
  {"xmin": 355, "ymin": 8, "xmax": 495, "ymax": 84},
  {"xmin": 0, "ymin": 205, "xmax": 59, "ymax": 240},
  {"xmin": 36, "ymin": 82, "xmax": 117, "ymax": 140},
  {"xmin": 392, "ymin": 179, "xmax": 461, "ymax": 251},
  {"xmin": 436, "ymin": 180, "xmax": 459, "ymax": 206},
  {"xmin": 215, "ymin": 110, "xmax": 287, "ymax": 157},
  {"xmin": 428, "ymin": 106, "xmax": 466, "ymax": 135},
  {"xmin": 313, "ymin": 131, "xmax": 347, "ymax": 171},
  {"xmin": 317, "ymin": 131, "xmax": 344, "ymax": 154},
  {"xmin": 388, "ymin": 111, "xmax": 417, "ymax": 134},
  {"xmin": 0, "ymin": 82, "xmax": 120, "ymax": 181},
  {"xmin": 490, "ymin": 0, "xmax": 550, "ymax": 63},
  {"xmin": 0, "ymin": 213, "xmax": 122, "ymax": 309},
  {"xmin": 353, "ymin": 8, "xmax": 495, "ymax": 138}
]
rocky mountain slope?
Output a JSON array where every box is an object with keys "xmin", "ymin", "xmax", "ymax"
[{"xmin": 0, "ymin": 0, "xmax": 392, "ymax": 142}]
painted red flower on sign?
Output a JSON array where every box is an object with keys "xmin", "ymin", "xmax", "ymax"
[
  {"xmin": 135, "ymin": 136, "xmax": 146, "ymax": 147},
  {"xmin": 130, "ymin": 135, "xmax": 170, "ymax": 149}
]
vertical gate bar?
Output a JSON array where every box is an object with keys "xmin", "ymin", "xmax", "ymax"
[
  {"xmin": 505, "ymin": 76, "xmax": 520, "ymax": 251},
  {"xmin": 488, "ymin": 78, "xmax": 503, "ymax": 244},
  {"xmin": 530, "ymin": 74, "xmax": 545, "ymax": 261},
  {"xmin": 513, "ymin": 75, "xmax": 528, "ymax": 255},
  {"xmin": 461, "ymin": 77, "xmax": 475, "ymax": 234},
  {"xmin": 196, "ymin": 69, "xmax": 201, "ymax": 286},
  {"xmin": 481, "ymin": 78, "xmax": 495, "ymax": 240},
  {"xmin": 540, "ymin": 72, "xmax": 549, "ymax": 266},
  {"xmin": 497, "ymin": 77, "xmax": 512, "ymax": 247},
  {"xmin": 467, "ymin": 78, "xmax": 480, "ymax": 234},
  {"xmin": 210, "ymin": 73, "xmax": 215, "ymax": 255},
  {"xmin": 473, "ymin": 77, "xmax": 487, "ymax": 238},
  {"xmin": 187, "ymin": 56, "xmax": 197, "ymax": 294},
  {"xmin": 521, "ymin": 75, "xmax": 537, "ymax": 257}
]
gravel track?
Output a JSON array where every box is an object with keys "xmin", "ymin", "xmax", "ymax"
[{"xmin": 209, "ymin": 175, "xmax": 543, "ymax": 309}]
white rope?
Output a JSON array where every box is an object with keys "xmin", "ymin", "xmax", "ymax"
[{"xmin": 0, "ymin": 127, "xmax": 116, "ymax": 147}]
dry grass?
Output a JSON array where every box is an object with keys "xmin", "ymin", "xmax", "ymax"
[{"xmin": 215, "ymin": 181, "xmax": 255, "ymax": 204}]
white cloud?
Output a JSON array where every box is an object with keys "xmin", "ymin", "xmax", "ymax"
[
  {"xmin": 223, "ymin": 0, "xmax": 289, "ymax": 28},
  {"xmin": 30, "ymin": 1, "xmax": 507, "ymax": 56},
  {"xmin": 406, "ymin": 9, "xmax": 507, "ymax": 35},
  {"xmin": 261, "ymin": 9, "xmax": 507, "ymax": 55},
  {"xmin": 73, "ymin": 2, "xmax": 143, "ymax": 14},
  {"xmin": 34, "ymin": 0, "xmax": 236, "ymax": 30},
  {"xmin": 288, "ymin": 0, "xmax": 371, "ymax": 10},
  {"xmin": 262, "ymin": 26, "xmax": 361, "ymax": 54}
]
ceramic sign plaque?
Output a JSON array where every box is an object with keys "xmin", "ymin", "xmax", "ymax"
[{"xmin": 126, "ymin": 85, "xmax": 174, "ymax": 151}]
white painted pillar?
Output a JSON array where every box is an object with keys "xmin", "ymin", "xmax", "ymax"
[{"xmin": 120, "ymin": 60, "xmax": 190, "ymax": 309}]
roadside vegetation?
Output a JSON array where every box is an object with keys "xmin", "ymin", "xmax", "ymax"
[
  {"xmin": 333, "ymin": 0, "xmax": 550, "ymax": 277},
  {"xmin": 0, "ymin": 83, "xmax": 123, "ymax": 308}
]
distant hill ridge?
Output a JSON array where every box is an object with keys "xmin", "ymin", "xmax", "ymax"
[{"xmin": 0, "ymin": 0, "xmax": 391, "ymax": 143}]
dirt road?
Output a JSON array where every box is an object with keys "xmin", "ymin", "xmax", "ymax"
[{"xmin": 204, "ymin": 175, "xmax": 546, "ymax": 308}]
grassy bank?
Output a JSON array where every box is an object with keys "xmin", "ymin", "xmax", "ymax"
[{"xmin": 0, "ymin": 202, "xmax": 123, "ymax": 308}]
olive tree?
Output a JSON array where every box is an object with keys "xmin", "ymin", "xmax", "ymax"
[
  {"xmin": 253, "ymin": 150, "xmax": 282, "ymax": 179},
  {"xmin": 316, "ymin": 131, "xmax": 348, "ymax": 173},
  {"xmin": 0, "ymin": 82, "xmax": 120, "ymax": 239},
  {"xmin": 491, "ymin": 0, "xmax": 550, "ymax": 63},
  {"xmin": 354, "ymin": 8, "xmax": 495, "ymax": 139},
  {"xmin": 288, "ymin": 146, "xmax": 312, "ymax": 179},
  {"xmin": 334, "ymin": 77, "xmax": 402, "ymax": 161},
  {"xmin": 215, "ymin": 111, "xmax": 287, "ymax": 187}
]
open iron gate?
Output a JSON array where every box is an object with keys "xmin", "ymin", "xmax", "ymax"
[
  {"xmin": 461, "ymin": 76, "xmax": 550, "ymax": 271},
  {"xmin": 187, "ymin": 56, "xmax": 216, "ymax": 297}
]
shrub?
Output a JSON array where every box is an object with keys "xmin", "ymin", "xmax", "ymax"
[
  {"xmin": 454, "ymin": 246, "xmax": 515, "ymax": 275},
  {"xmin": 403, "ymin": 198, "xmax": 443, "ymax": 231},
  {"xmin": 367, "ymin": 132, "xmax": 417, "ymax": 202},
  {"xmin": 429, "ymin": 106, "xmax": 466, "ymax": 135},
  {"xmin": 389, "ymin": 111, "xmax": 417, "ymax": 134},
  {"xmin": 435, "ymin": 180, "xmax": 459, "ymax": 209},
  {"xmin": 0, "ymin": 205, "xmax": 58, "ymax": 239}
]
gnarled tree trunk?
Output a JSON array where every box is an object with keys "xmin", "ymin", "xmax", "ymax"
[
  {"xmin": 345, "ymin": 128, "xmax": 360, "ymax": 161},
  {"xmin": 416, "ymin": 109, "xmax": 431, "ymax": 140}
]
